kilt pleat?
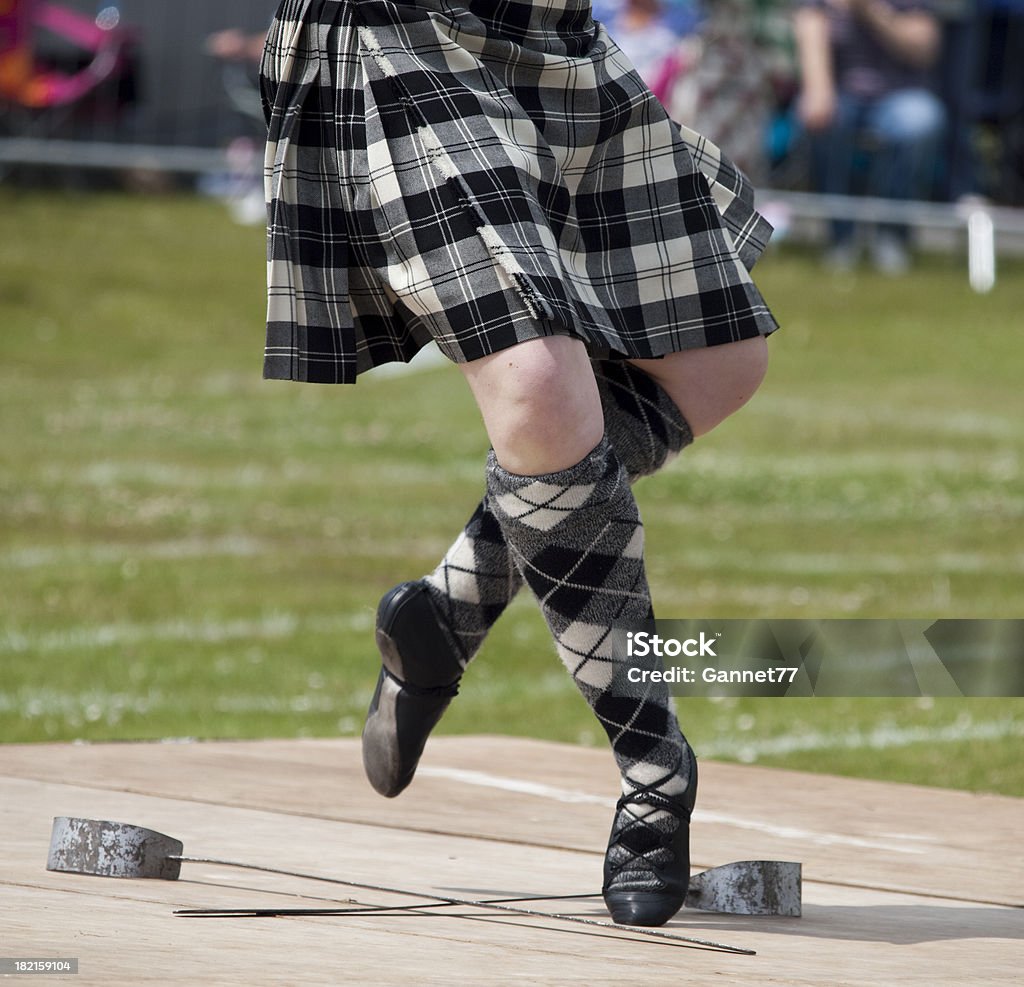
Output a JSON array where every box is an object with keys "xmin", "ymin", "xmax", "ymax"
[{"xmin": 261, "ymin": 0, "xmax": 778, "ymax": 384}]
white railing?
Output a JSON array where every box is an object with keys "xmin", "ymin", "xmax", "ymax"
[{"xmin": 758, "ymin": 190, "xmax": 1024, "ymax": 292}]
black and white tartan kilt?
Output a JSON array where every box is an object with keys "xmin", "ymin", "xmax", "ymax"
[{"xmin": 260, "ymin": 0, "xmax": 779, "ymax": 383}]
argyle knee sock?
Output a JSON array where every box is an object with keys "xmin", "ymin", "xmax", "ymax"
[
  {"xmin": 420, "ymin": 497, "xmax": 521, "ymax": 667},
  {"xmin": 592, "ymin": 360, "xmax": 693, "ymax": 479},
  {"xmin": 421, "ymin": 362, "xmax": 692, "ymax": 665},
  {"xmin": 485, "ymin": 438, "xmax": 690, "ymax": 807}
]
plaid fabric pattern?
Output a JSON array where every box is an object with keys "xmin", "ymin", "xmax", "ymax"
[
  {"xmin": 260, "ymin": 0, "xmax": 778, "ymax": 383},
  {"xmin": 485, "ymin": 437, "xmax": 690, "ymax": 797}
]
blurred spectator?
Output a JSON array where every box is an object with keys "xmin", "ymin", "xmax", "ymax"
[
  {"xmin": 935, "ymin": 0, "xmax": 982, "ymax": 202},
  {"xmin": 205, "ymin": 29, "xmax": 267, "ymax": 64},
  {"xmin": 794, "ymin": 0, "xmax": 947, "ymax": 273},
  {"xmin": 596, "ymin": 1, "xmax": 793, "ymax": 184},
  {"xmin": 201, "ymin": 25, "xmax": 271, "ymax": 224},
  {"xmin": 644, "ymin": 0, "xmax": 707, "ymax": 33},
  {"xmin": 938, "ymin": 0, "xmax": 1024, "ymax": 204},
  {"xmin": 661, "ymin": 0, "xmax": 794, "ymax": 183},
  {"xmin": 593, "ymin": 0, "xmax": 685, "ymax": 83}
]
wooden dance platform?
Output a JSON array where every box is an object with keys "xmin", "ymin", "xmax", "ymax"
[{"xmin": 2, "ymin": 737, "xmax": 1020, "ymax": 984}]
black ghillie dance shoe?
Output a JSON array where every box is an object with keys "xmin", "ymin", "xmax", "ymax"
[
  {"xmin": 601, "ymin": 745, "xmax": 698, "ymax": 926},
  {"xmin": 361, "ymin": 582, "xmax": 464, "ymax": 798}
]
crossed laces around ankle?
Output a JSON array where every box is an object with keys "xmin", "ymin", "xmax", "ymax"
[{"xmin": 603, "ymin": 766, "xmax": 695, "ymax": 891}]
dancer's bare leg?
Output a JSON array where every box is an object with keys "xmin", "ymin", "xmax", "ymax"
[
  {"xmin": 628, "ymin": 335, "xmax": 769, "ymax": 438},
  {"xmin": 362, "ymin": 336, "xmax": 768, "ymax": 921},
  {"xmin": 459, "ymin": 335, "xmax": 604, "ymax": 475},
  {"xmin": 457, "ymin": 335, "xmax": 697, "ymax": 926}
]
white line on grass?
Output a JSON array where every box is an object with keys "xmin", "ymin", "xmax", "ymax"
[
  {"xmin": 5, "ymin": 541, "xmax": 1021, "ymax": 582},
  {"xmin": 31, "ymin": 449, "xmax": 1021, "ymax": 489},
  {"xmin": 0, "ymin": 688, "xmax": 371, "ymax": 725},
  {"xmin": 756, "ymin": 394, "xmax": 1023, "ymax": 442},
  {"xmin": 684, "ymin": 447, "xmax": 1022, "ymax": 481},
  {"xmin": 1, "ymin": 535, "xmax": 266, "ymax": 569},
  {"xmin": 696, "ymin": 717, "xmax": 1024, "ymax": 761},
  {"xmin": 0, "ymin": 611, "xmax": 372, "ymax": 654},
  {"xmin": 661, "ymin": 548, "xmax": 1024, "ymax": 577},
  {"xmin": 29, "ymin": 457, "xmax": 479, "ymax": 491}
]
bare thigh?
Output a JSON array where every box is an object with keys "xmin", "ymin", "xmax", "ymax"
[
  {"xmin": 628, "ymin": 336, "xmax": 769, "ymax": 438},
  {"xmin": 459, "ymin": 334, "xmax": 769, "ymax": 474}
]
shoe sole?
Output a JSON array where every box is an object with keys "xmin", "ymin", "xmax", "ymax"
[{"xmin": 361, "ymin": 582, "xmax": 461, "ymax": 798}]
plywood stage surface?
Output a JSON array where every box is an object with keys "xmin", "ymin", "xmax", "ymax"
[{"xmin": 2, "ymin": 736, "xmax": 1021, "ymax": 985}]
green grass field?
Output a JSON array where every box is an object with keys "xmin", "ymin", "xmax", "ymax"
[{"xmin": 2, "ymin": 189, "xmax": 1022, "ymax": 796}]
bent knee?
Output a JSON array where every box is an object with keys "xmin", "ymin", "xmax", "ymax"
[{"xmin": 460, "ymin": 336, "xmax": 605, "ymax": 474}]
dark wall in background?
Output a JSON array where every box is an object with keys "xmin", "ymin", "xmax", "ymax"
[{"xmin": 54, "ymin": 1, "xmax": 279, "ymax": 146}]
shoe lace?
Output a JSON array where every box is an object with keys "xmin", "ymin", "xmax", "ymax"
[{"xmin": 605, "ymin": 766, "xmax": 694, "ymax": 885}]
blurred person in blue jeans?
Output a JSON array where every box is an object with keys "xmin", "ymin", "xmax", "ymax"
[
  {"xmin": 794, "ymin": 0, "xmax": 946, "ymax": 273},
  {"xmin": 591, "ymin": 0, "xmax": 687, "ymax": 83},
  {"xmin": 941, "ymin": 0, "xmax": 1024, "ymax": 205}
]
